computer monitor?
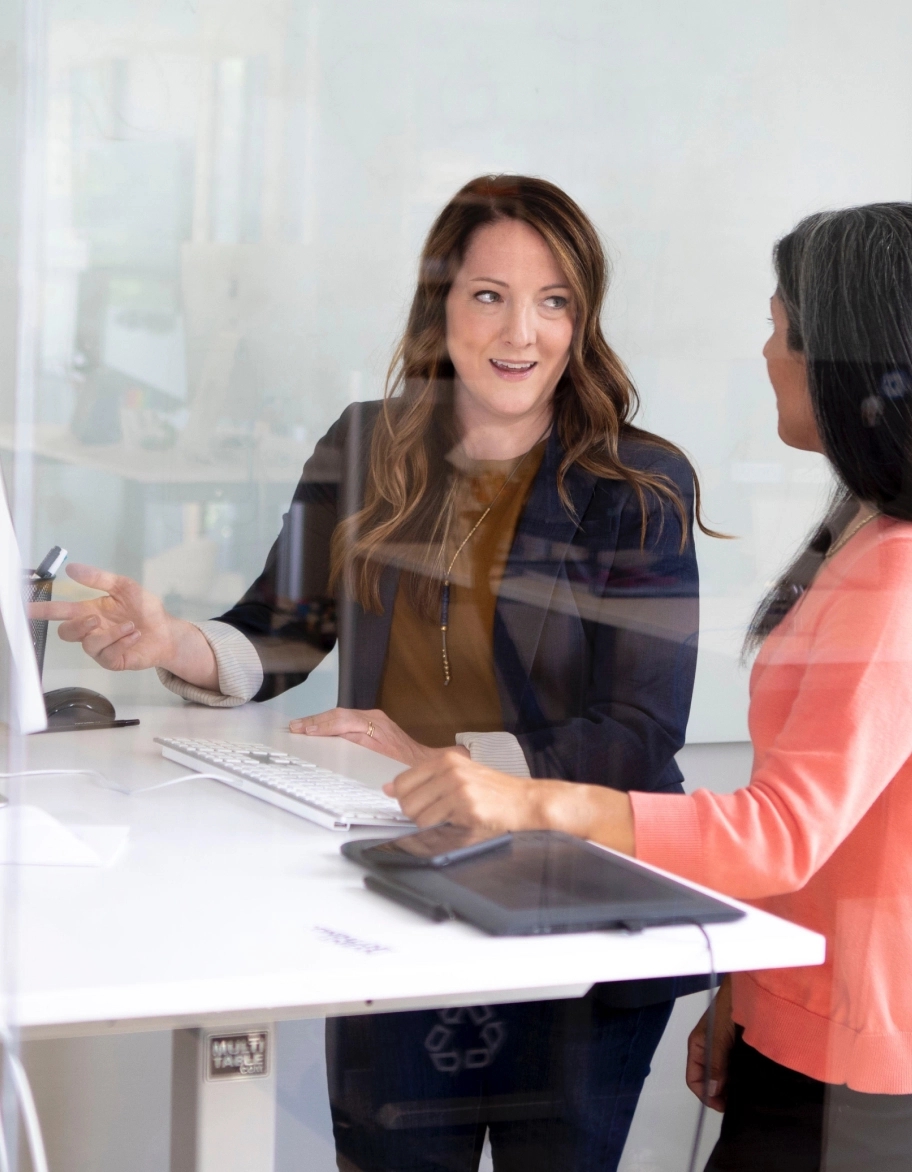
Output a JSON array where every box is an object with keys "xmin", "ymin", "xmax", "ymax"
[{"xmin": 0, "ymin": 471, "xmax": 47, "ymax": 734}]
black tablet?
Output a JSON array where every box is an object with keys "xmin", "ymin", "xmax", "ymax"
[{"xmin": 342, "ymin": 829, "xmax": 743, "ymax": 936}]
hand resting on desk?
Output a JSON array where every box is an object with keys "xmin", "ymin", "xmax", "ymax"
[
  {"xmin": 384, "ymin": 749, "xmax": 636, "ymax": 855},
  {"xmin": 290, "ymin": 706, "xmax": 469, "ymax": 769},
  {"xmin": 29, "ymin": 563, "xmax": 220, "ymax": 690}
]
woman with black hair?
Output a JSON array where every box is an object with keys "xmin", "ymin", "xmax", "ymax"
[{"xmin": 393, "ymin": 203, "xmax": 912, "ymax": 1170}]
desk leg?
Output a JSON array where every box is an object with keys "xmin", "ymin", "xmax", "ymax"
[{"xmin": 170, "ymin": 1025, "xmax": 276, "ymax": 1172}]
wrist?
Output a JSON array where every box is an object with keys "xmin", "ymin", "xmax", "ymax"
[
  {"xmin": 161, "ymin": 618, "xmax": 219, "ymax": 690},
  {"xmin": 594, "ymin": 787, "xmax": 636, "ymax": 856},
  {"xmin": 534, "ymin": 781, "xmax": 635, "ymax": 854},
  {"xmin": 532, "ymin": 780, "xmax": 594, "ymax": 838},
  {"xmin": 158, "ymin": 615, "xmax": 193, "ymax": 673},
  {"xmin": 410, "ymin": 741, "xmax": 462, "ymax": 767}
]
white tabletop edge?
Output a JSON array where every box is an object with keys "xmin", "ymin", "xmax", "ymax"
[{"xmin": 1, "ymin": 704, "xmax": 826, "ymax": 1039}]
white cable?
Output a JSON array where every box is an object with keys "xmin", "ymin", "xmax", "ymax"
[
  {"xmin": 0, "ymin": 768, "xmax": 228, "ymax": 796},
  {"xmin": 0, "ymin": 1098, "xmax": 10, "ymax": 1172},
  {"xmin": 0, "ymin": 1024, "xmax": 48, "ymax": 1172},
  {"xmin": 7, "ymin": 1050, "xmax": 48, "ymax": 1172},
  {"xmin": 116, "ymin": 772, "xmax": 232, "ymax": 795},
  {"xmin": 0, "ymin": 768, "xmax": 113, "ymax": 808},
  {"xmin": 0, "ymin": 769, "xmax": 109, "ymax": 784},
  {"xmin": 686, "ymin": 922, "xmax": 718, "ymax": 1172}
]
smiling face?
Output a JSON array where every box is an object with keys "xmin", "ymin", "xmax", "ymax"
[
  {"xmin": 445, "ymin": 218, "xmax": 574, "ymax": 452},
  {"xmin": 763, "ymin": 293, "xmax": 823, "ymax": 452}
]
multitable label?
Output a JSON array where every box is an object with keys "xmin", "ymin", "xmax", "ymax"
[{"xmin": 207, "ymin": 1031, "xmax": 269, "ymax": 1080}]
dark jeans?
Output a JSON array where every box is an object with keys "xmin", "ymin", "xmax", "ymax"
[
  {"xmin": 706, "ymin": 1030, "xmax": 912, "ymax": 1172},
  {"xmin": 326, "ymin": 994, "xmax": 673, "ymax": 1172}
]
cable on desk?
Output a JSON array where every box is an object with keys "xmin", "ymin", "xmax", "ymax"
[
  {"xmin": 685, "ymin": 921, "xmax": 718, "ymax": 1172},
  {"xmin": 0, "ymin": 769, "xmax": 110, "ymax": 785},
  {"xmin": 0, "ymin": 769, "xmax": 230, "ymax": 797},
  {"xmin": 115, "ymin": 772, "xmax": 234, "ymax": 795},
  {"xmin": 0, "ymin": 768, "xmax": 113, "ymax": 807}
]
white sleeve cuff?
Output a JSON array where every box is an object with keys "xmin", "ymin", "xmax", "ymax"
[
  {"xmin": 156, "ymin": 620, "xmax": 264, "ymax": 708},
  {"xmin": 455, "ymin": 731, "xmax": 531, "ymax": 777}
]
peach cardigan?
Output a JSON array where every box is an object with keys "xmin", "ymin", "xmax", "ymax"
[{"xmin": 631, "ymin": 517, "xmax": 912, "ymax": 1093}]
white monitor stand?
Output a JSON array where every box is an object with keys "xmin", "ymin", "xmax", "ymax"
[{"xmin": 0, "ymin": 471, "xmax": 47, "ymax": 734}]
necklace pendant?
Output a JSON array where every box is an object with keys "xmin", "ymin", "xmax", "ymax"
[{"xmin": 441, "ymin": 580, "xmax": 452, "ymax": 684}]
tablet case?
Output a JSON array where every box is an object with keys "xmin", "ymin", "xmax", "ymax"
[{"xmin": 342, "ymin": 829, "xmax": 744, "ymax": 936}]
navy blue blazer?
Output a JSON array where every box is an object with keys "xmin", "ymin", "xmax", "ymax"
[
  {"xmin": 217, "ymin": 401, "xmax": 699, "ymax": 795},
  {"xmin": 216, "ymin": 402, "xmax": 703, "ymax": 1005}
]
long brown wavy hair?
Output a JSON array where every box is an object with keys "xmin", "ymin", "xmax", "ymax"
[{"xmin": 332, "ymin": 174, "xmax": 715, "ymax": 616}]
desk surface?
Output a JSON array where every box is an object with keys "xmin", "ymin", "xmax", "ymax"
[{"xmin": 0, "ymin": 702, "xmax": 824, "ymax": 1040}]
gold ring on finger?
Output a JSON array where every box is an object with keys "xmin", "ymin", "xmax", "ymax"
[{"xmin": 367, "ymin": 720, "xmax": 374, "ymax": 739}]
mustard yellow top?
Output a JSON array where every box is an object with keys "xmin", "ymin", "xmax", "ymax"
[{"xmin": 377, "ymin": 442, "xmax": 546, "ymax": 747}]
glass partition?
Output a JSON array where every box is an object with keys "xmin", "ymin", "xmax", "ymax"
[
  {"xmin": 14, "ymin": 0, "xmax": 910, "ymax": 734},
  {"xmin": 2, "ymin": 1, "xmax": 912, "ymax": 1170}
]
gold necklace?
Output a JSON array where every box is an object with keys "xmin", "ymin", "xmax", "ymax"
[
  {"xmin": 825, "ymin": 509, "xmax": 879, "ymax": 560},
  {"xmin": 439, "ymin": 444, "xmax": 538, "ymax": 686}
]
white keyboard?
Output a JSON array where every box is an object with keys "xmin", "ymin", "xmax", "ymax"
[{"xmin": 154, "ymin": 736, "xmax": 412, "ymax": 831}]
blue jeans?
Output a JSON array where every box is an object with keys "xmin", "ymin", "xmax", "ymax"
[{"xmin": 326, "ymin": 994, "xmax": 673, "ymax": 1172}]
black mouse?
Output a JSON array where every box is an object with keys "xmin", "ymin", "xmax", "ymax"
[{"xmin": 43, "ymin": 687, "xmax": 116, "ymax": 726}]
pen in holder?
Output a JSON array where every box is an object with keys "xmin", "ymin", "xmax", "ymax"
[
  {"xmin": 24, "ymin": 546, "xmax": 65, "ymax": 684},
  {"xmin": 24, "ymin": 572, "xmax": 52, "ymax": 682}
]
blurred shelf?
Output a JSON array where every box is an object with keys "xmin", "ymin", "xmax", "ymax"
[{"xmin": 0, "ymin": 423, "xmax": 306, "ymax": 485}]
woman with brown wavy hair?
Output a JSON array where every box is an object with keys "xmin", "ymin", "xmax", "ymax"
[{"xmin": 41, "ymin": 174, "xmax": 710, "ymax": 1171}]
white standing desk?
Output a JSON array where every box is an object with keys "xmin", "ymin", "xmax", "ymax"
[{"xmin": 0, "ymin": 702, "xmax": 825, "ymax": 1172}]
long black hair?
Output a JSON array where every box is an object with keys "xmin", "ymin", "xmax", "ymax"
[{"xmin": 747, "ymin": 203, "xmax": 912, "ymax": 649}]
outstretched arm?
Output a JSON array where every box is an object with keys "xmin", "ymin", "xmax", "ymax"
[{"xmin": 31, "ymin": 563, "xmax": 219, "ymax": 689}]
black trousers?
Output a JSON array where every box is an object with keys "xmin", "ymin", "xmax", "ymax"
[{"xmin": 706, "ymin": 1030, "xmax": 912, "ymax": 1172}]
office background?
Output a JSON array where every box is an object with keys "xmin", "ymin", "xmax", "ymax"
[
  {"xmin": 2, "ymin": 2, "xmax": 911, "ymax": 1169},
  {"xmin": 6, "ymin": 0, "xmax": 912, "ymax": 741}
]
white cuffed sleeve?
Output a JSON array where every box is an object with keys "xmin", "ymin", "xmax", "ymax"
[
  {"xmin": 156, "ymin": 620, "xmax": 264, "ymax": 708},
  {"xmin": 455, "ymin": 731, "xmax": 531, "ymax": 777}
]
